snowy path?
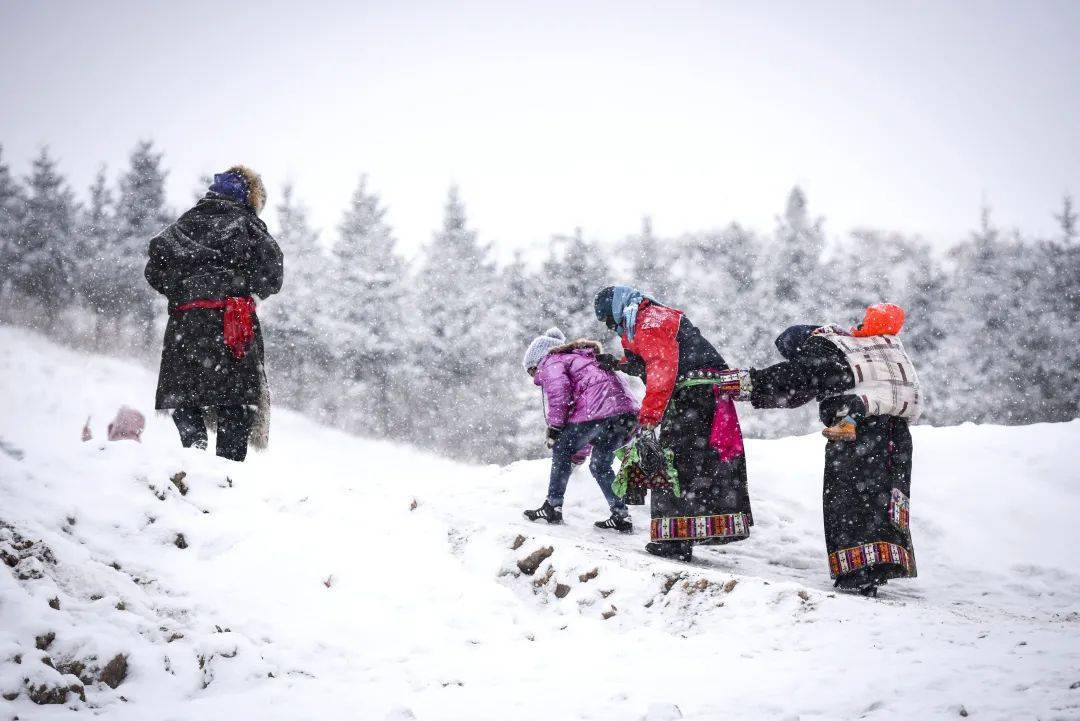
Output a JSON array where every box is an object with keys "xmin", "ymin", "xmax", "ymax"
[{"xmin": 1, "ymin": 326, "xmax": 1079, "ymax": 721}]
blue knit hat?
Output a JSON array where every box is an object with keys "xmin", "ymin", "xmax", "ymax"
[
  {"xmin": 209, "ymin": 171, "xmax": 250, "ymax": 205},
  {"xmin": 207, "ymin": 166, "xmax": 267, "ymax": 214}
]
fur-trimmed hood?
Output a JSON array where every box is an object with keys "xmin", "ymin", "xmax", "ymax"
[
  {"xmin": 548, "ymin": 339, "xmax": 604, "ymax": 355},
  {"xmin": 227, "ymin": 165, "xmax": 267, "ymax": 215}
]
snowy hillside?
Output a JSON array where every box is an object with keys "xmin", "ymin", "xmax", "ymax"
[{"xmin": 1, "ymin": 326, "xmax": 1079, "ymax": 721}]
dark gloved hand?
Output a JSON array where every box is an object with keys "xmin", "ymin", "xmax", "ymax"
[
  {"xmin": 595, "ymin": 353, "xmax": 619, "ymax": 371},
  {"xmin": 545, "ymin": 426, "xmax": 562, "ymax": 449},
  {"xmin": 818, "ymin": 395, "xmax": 866, "ymax": 426}
]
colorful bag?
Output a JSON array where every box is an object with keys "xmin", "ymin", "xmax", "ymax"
[{"xmin": 612, "ymin": 429, "xmax": 680, "ymax": 503}]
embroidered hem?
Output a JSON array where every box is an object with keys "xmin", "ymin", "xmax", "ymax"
[
  {"xmin": 888, "ymin": 488, "xmax": 910, "ymax": 532},
  {"xmin": 651, "ymin": 512, "xmax": 750, "ymax": 542},
  {"xmin": 829, "ymin": 541, "xmax": 916, "ymax": 579}
]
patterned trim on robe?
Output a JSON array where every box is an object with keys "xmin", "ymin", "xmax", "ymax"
[
  {"xmin": 888, "ymin": 488, "xmax": 910, "ymax": 532},
  {"xmin": 829, "ymin": 541, "xmax": 916, "ymax": 579},
  {"xmin": 651, "ymin": 512, "xmax": 751, "ymax": 542}
]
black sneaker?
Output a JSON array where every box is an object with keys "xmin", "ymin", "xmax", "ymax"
[
  {"xmin": 595, "ymin": 513, "xmax": 633, "ymax": 533},
  {"xmin": 523, "ymin": 501, "xmax": 563, "ymax": 524},
  {"xmin": 645, "ymin": 540, "xmax": 693, "ymax": 562}
]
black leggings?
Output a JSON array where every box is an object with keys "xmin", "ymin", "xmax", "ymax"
[{"xmin": 172, "ymin": 405, "xmax": 253, "ymax": 462}]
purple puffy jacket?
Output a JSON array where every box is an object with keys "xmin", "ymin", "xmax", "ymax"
[{"xmin": 534, "ymin": 340, "xmax": 639, "ymax": 427}]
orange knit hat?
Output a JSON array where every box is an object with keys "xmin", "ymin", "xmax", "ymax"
[{"xmin": 850, "ymin": 303, "xmax": 905, "ymax": 337}]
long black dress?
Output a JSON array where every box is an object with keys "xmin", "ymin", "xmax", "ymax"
[
  {"xmin": 145, "ymin": 194, "xmax": 283, "ymax": 410},
  {"xmin": 822, "ymin": 415, "xmax": 914, "ymax": 584},
  {"xmin": 619, "ymin": 304, "xmax": 752, "ymax": 546},
  {"xmin": 653, "ymin": 382, "xmax": 751, "ymax": 544},
  {"xmin": 749, "ymin": 328, "xmax": 916, "ymax": 587}
]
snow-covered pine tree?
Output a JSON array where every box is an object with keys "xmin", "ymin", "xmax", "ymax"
[
  {"xmin": 667, "ymin": 223, "xmax": 761, "ymax": 353},
  {"xmin": 620, "ymin": 216, "xmax": 674, "ymax": 302},
  {"xmin": 490, "ymin": 251, "xmax": 548, "ymax": 458},
  {"xmin": 112, "ymin": 141, "xmax": 170, "ymax": 342},
  {"xmin": 9, "ymin": 148, "xmax": 77, "ymax": 328},
  {"xmin": 1016, "ymin": 203, "xmax": 1080, "ymax": 423},
  {"xmin": 537, "ymin": 227, "xmax": 610, "ymax": 340},
  {"xmin": 410, "ymin": 185, "xmax": 507, "ymax": 460},
  {"xmin": 768, "ymin": 186, "xmax": 828, "ymax": 326},
  {"xmin": 261, "ymin": 183, "xmax": 332, "ymax": 417},
  {"xmin": 825, "ymin": 229, "xmax": 919, "ymax": 321},
  {"xmin": 0, "ymin": 145, "xmax": 24, "ymax": 297},
  {"xmin": 945, "ymin": 206, "xmax": 1033, "ymax": 423},
  {"xmin": 327, "ymin": 175, "xmax": 408, "ymax": 436},
  {"xmin": 74, "ymin": 166, "xmax": 115, "ymax": 327},
  {"xmin": 883, "ymin": 236, "xmax": 953, "ymax": 426},
  {"xmin": 1054, "ymin": 194, "xmax": 1077, "ymax": 245}
]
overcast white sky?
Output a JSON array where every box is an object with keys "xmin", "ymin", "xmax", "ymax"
[{"xmin": 1, "ymin": 0, "xmax": 1078, "ymax": 256}]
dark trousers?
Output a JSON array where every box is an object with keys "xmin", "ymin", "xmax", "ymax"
[
  {"xmin": 172, "ymin": 405, "xmax": 253, "ymax": 462},
  {"xmin": 547, "ymin": 413, "xmax": 637, "ymax": 514}
]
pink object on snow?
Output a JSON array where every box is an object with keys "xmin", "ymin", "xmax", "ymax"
[{"xmin": 107, "ymin": 406, "xmax": 146, "ymax": 442}]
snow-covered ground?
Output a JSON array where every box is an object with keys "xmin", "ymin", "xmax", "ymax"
[{"xmin": 1, "ymin": 325, "xmax": 1079, "ymax": 721}]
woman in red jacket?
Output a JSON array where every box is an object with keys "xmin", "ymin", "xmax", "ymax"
[{"xmin": 593, "ymin": 286, "xmax": 752, "ymax": 561}]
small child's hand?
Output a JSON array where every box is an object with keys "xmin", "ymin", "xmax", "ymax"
[{"xmin": 545, "ymin": 426, "xmax": 562, "ymax": 448}]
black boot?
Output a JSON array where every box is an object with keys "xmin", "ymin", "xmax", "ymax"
[
  {"xmin": 645, "ymin": 540, "xmax": 692, "ymax": 562},
  {"xmin": 172, "ymin": 408, "xmax": 208, "ymax": 450},
  {"xmin": 834, "ymin": 567, "xmax": 886, "ymax": 597},
  {"xmin": 594, "ymin": 512, "xmax": 633, "ymax": 533},
  {"xmin": 215, "ymin": 404, "xmax": 253, "ymax": 462},
  {"xmin": 523, "ymin": 501, "xmax": 563, "ymax": 524}
]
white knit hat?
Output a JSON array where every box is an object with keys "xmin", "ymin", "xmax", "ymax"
[{"xmin": 523, "ymin": 327, "xmax": 567, "ymax": 371}]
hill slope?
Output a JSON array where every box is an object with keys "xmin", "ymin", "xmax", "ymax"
[{"xmin": 1, "ymin": 326, "xmax": 1079, "ymax": 720}]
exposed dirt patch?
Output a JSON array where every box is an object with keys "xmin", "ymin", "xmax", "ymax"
[
  {"xmin": 27, "ymin": 681, "xmax": 85, "ymax": 705},
  {"xmin": 170, "ymin": 471, "xmax": 189, "ymax": 496},
  {"xmin": 661, "ymin": 573, "xmax": 686, "ymax": 595},
  {"xmin": 35, "ymin": 631, "xmax": 55, "ymax": 650},
  {"xmin": 99, "ymin": 653, "xmax": 129, "ymax": 689},
  {"xmin": 533, "ymin": 567, "xmax": 554, "ymax": 588},
  {"xmin": 517, "ymin": 546, "xmax": 554, "ymax": 575}
]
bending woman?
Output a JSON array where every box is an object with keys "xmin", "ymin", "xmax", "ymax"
[
  {"xmin": 729, "ymin": 303, "xmax": 920, "ymax": 596},
  {"xmin": 594, "ymin": 285, "xmax": 751, "ymax": 562}
]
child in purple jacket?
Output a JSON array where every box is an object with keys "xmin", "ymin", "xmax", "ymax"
[{"xmin": 521, "ymin": 327, "xmax": 640, "ymax": 532}]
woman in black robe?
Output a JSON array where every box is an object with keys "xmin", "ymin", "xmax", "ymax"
[
  {"xmin": 738, "ymin": 309, "xmax": 918, "ymax": 596},
  {"xmin": 145, "ymin": 166, "xmax": 283, "ymax": 462}
]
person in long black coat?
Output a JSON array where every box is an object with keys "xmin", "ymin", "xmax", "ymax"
[
  {"xmin": 734, "ymin": 306, "xmax": 919, "ymax": 596},
  {"xmin": 145, "ymin": 166, "xmax": 283, "ymax": 461}
]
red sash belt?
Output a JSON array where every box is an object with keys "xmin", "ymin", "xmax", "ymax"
[{"xmin": 172, "ymin": 296, "xmax": 256, "ymax": 359}]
